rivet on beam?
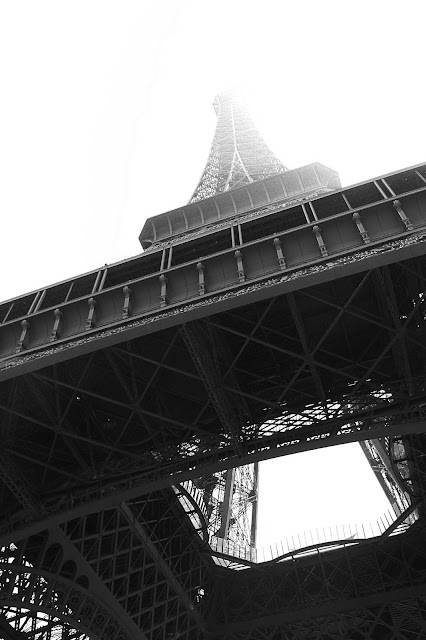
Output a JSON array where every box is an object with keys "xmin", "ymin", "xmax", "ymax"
[
  {"xmin": 196, "ymin": 262, "xmax": 205, "ymax": 295},
  {"xmin": 234, "ymin": 249, "xmax": 245, "ymax": 283},
  {"xmin": 50, "ymin": 309, "xmax": 63, "ymax": 342},
  {"xmin": 273, "ymin": 236, "xmax": 286, "ymax": 269},
  {"xmin": 122, "ymin": 286, "xmax": 132, "ymax": 319},
  {"xmin": 86, "ymin": 297, "xmax": 96, "ymax": 330},
  {"xmin": 159, "ymin": 274, "xmax": 168, "ymax": 307},
  {"xmin": 352, "ymin": 212, "xmax": 370, "ymax": 243},
  {"xmin": 393, "ymin": 199, "xmax": 413, "ymax": 230},
  {"xmin": 312, "ymin": 225, "xmax": 328, "ymax": 257},
  {"xmin": 16, "ymin": 319, "xmax": 30, "ymax": 353}
]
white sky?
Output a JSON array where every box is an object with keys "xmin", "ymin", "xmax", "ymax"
[{"xmin": 0, "ymin": 0, "xmax": 423, "ymax": 546}]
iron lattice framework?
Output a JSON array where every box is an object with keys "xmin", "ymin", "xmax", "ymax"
[
  {"xmin": 1, "ymin": 92, "xmax": 426, "ymax": 638},
  {"xmin": 0, "ymin": 491, "xmax": 211, "ymax": 640},
  {"xmin": 190, "ymin": 90, "xmax": 286, "ymax": 547},
  {"xmin": 212, "ymin": 519, "xmax": 426, "ymax": 639},
  {"xmin": 190, "ymin": 90, "xmax": 287, "ymax": 202},
  {"xmin": 181, "ymin": 318, "xmax": 259, "ymax": 547}
]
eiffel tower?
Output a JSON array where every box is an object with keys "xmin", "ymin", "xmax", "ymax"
[{"xmin": 1, "ymin": 91, "xmax": 426, "ymax": 640}]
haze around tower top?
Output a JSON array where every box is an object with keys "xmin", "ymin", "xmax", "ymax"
[
  {"xmin": 0, "ymin": 0, "xmax": 424, "ymax": 546},
  {"xmin": 0, "ymin": 0, "xmax": 424, "ymax": 300}
]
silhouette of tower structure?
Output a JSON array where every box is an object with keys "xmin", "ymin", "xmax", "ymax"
[
  {"xmin": 190, "ymin": 90, "xmax": 287, "ymax": 202},
  {"xmin": 1, "ymin": 91, "xmax": 426, "ymax": 639}
]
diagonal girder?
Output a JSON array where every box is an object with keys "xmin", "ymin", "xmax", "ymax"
[
  {"xmin": 374, "ymin": 266, "xmax": 414, "ymax": 393},
  {"xmin": 0, "ymin": 452, "xmax": 44, "ymax": 519},
  {"xmin": 119, "ymin": 501, "xmax": 205, "ymax": 632},
  {"xmin": 24, "ymin": 375, "xmax": 91, "ymax": 482},
  {"xmin": 181, "ymin": 321, "xmax": 258, "ymax": 542},
  {"xmin": 103, "ymin": 332, "xmax": 181, "ymax": 461},
  {"xmin": 0, "ymin": 613, "xmax": 30, "ymax": 640},
  {"xmin": 181, "ymin": 321, "xmax": 245, "ymax": 454},
  {"xmin": 287, "ymin": 292, "xmax": 326, "ymax": 401}
]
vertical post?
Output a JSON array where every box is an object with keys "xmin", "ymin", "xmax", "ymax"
[
  {"xmin": 312, "ymin": 225, "xmax": 328, "ymax": 257},
  {"xmin": 33, "ymin": 290, "xmax": 46, "ymax": 313},
  {"xmin": 64, "ymin": 282, "xmax": 74, "ymax": 303},
  {"xmin": 308, "ymin": 201, "xmax": 318, "ymax": 221},
  {"xmin": 352, "ymin": 212, "xmax": 370, "ymax": 243},
  {"xmin": 273, "ymin": 236, "xmax": 286, "ymax": 269},
  {"xmin": 237, "ymin": 224, "xmax": 243, "ymax": 246},
  {"xmin": 301, "ymin": 203, "xmax": 311, "ymax": 223},
  {"xmin": 3, "ymin": 302, "xmax": 14, "ymax": 324},
  {"xmin": 196, "ymin": 262, "xmax": 205, "ymax": 295},
  {"xmin": 250, "ymin": 462, "xmax": 259, "ymax": 547},
  {"xmin": 28, "ymin": 291, "xmax": 42, "ymax": 314},
  {"xmin": 393, "ymin": 199, "xmax": 413, "ymax": 230},
  {"xmin": 160, "ymin": 248, "xmax": 166, "ymax": 271},
  {"xmin": 50, "ymin": 309, "xmax": 62, "ymax": 342},
  {"xmin": 99, "ymin": 268, "xmax": 108, "ymax": 291},
  {"xmin": 234, "ymin": 250, "xmax": 245, "ymax": 283},
  {"xmin": 374, "ymin": 180, "xmax": 388, "ymax": 200},
  {"xmin": 122, "ymin": 286, "xmax": 132, "ymax": 319},
  {"xmin": 86, "ymin": 298, "xmax": 96, "ymax": 330},
  {"xmin": 92, "ymin": 269, "xmax": 103, "ymax": 294},
  {"xmin": 380, "ymin": 178, "xmax": 395, "ymax": 197},
  {"xmin": 16, "ymin": 320, "xmax": 30, "ymax": 353},
  {"xmin": 218, "ymin": 469, "xmax": 236, "ymax": 539},
  {"xmin": 341, "ymin": 193, "xmax": 352, "ymax": 210},
  {"xmin": 167, "ymin": 245, "xmax": 173, "ymax": 269},
  {"xmin": 34, "ymin": 290, "xmax": 46, "ymax": 313},
  {"xmin": 159, "ymin": 274, "xmax": 168, "ymax": 307}
]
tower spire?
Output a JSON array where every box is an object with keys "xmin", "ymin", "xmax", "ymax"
[{"xmin": 190, "ymin": 90, "xmax": 287, "ymax": 203}]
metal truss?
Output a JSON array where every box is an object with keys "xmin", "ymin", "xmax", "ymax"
[
  {"xmin": 57, "ymin": 493, "xmax": 211, "ymax": 639},
  {"xmin": 0, "ymin": 452, "xmax": 43, "ymax": 520},
  {"xmin": 181, "ymin": 321, "xmax": 258, "ymax": 546},
  {"xmin": 1, "ymin": 259, "xmax": 426, "ymax": 534},
  {"xmin": 0, "ymin": 489, "xmax": 213, "ymax": 639},
  {"xmin": 0, "ymin": 537, "xmax": 127, "ymax": 640},
  {"xmin": 185, "ymin": 462, "xmax": 258, "ymax": 548},
  {"xmin": 2, "ymin": 172, "xmax": 426, "ymax": 372},
  {"xmin": 181, "ymin": 321, "xmax": 246, "ymax": 454},
  {"xmin": 361, "ymin": 437, "xmax": 412, "ymax": 515},
  {"xmin": 212, "ymin": 521, "xmax": 426, "ymax": 639},
  {"xmin": 1, "ymin": 256, "xmax": 426, "ymax": 638},
  {"xmin": 190, "ymin": 90, "xmax": 287, "ymax": 202},
  {"xmin": 1, "ymin": 89, "xmax": 426, "ymax": 637}
]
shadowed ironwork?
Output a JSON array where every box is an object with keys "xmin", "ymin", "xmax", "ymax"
[{"xmin": 1, "ymin": 95, "xmax": 426, "ymax": 639}]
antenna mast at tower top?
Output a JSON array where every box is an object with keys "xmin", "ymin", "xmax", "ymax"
[{"xmin": 190, "ymin": 90, "xmax": 287, "ymax": 203}]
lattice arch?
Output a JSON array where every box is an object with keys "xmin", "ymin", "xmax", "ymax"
[{"xmin": 0, "ymin": 541, "xmax": 131, "ymax": 640}]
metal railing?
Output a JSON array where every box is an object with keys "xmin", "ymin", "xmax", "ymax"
[{"xmin": 208, "ymin": 503, "xmax": 419, "ymax": 566}]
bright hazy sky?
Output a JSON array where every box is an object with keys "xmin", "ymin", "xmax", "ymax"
[{"xmin": 1, "ymin": 0, "xmax": 423, "ymax": 546}]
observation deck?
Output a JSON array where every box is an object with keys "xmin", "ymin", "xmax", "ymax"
[
  {"xmin": 140, "ymin": 162, "xmax": 340, "ymax": 248},
  {"xmin": 0, "ymin": 162, "xmax": 425, "ymax": 379}
]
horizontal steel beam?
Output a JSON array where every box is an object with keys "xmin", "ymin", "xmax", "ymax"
[
  {"xmin": 210, "ymin": 584, "xmax": 426, "ymax": 634},
  {"xmin": 2, "ymin": 420, "xmax": 426, "ymax": 546},
  {"xmin": 143, "ymin": 162, "xmax": 426, "ymax": 246},
  {"xmin": 1, "ymin": 191, "xmax": 426, "ymax": 381}
]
